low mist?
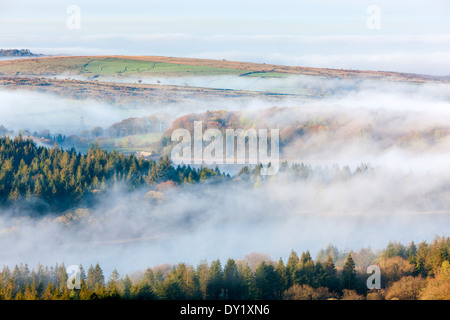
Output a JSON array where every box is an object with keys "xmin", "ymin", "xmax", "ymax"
[
  {"xmin": 0, "ymin": 166, "xmax": 448, "ymax": 277},
  {"xmin": 0, "ymin": 74, "xmax": 449, "ymax": 277}
]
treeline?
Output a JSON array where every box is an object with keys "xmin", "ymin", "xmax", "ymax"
[
  {"xmin": 0, "ymin": 136, "xmax": 228, "ymax": 209},
  {"xmin": 0, "ymin": 135, "xmax": 377, "ymax": 210},
  {"xmin": 237, "ymin": 161, "xmax": 371, "ymax": 182},
  {"xmin": 0, "ymin": 237, "xmax": 448, "ymax": 300},
  {"xmin": 0, "ymin": 49, "xmax": 40, "ymax": 57}
]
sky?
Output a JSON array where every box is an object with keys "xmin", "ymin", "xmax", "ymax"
[{"xmin": 0, "ymin": 0, "xmax": 449, "ymax": 75}]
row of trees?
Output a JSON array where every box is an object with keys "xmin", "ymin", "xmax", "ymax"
[
  {"xmin": 1, "ymin": 237, "xmax": 448, "ymax": 300},
  {"xmin": 0, "ymin": 135, "xmax": 379, "ymax": 211},
  {"xmin": 0, "ymin": 112, "xmax": 168, "ymax": 150},
  {"xmin": 237, "ymin": 160, "xmax": 372, "ymax": 182},
  {"xmin": 0, "ymin": 49, "xmax": 38, "ymax": 57},
  {"xmin": 0, "ymin": 136, "xmax": 229, "ymax": 209},
  {"xmin": 0, "ymin": 126, "xmax": 66, "ymax": 146}
]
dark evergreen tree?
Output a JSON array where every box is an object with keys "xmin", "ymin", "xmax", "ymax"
[
  {"xmin": 274, "ymin": 258, "xmax": 288, "ymax": 298},
  {"xmin": 341, "ymin": 254, "xmax": 357, "ymax": 290},
  {"xmin": 207, "ymin": 259, "xmax": 223, "ymax": 299},
  {"xmin": 223, "ymin": 259, "xmax": 242, "ymax": 299},
  {"xmin": 238, "ymin": 263, "xmax": 255, "ymax": 300},
  {"xmin": 322, "ymin": 255, "xmax": 339, "ymax": 292},
  {"xmin": 254, "ymin": 261, "xmax": 277, "ymax": 300},
  {"xmin": 286, "ymin": 250, "xmax": 299, "ymax": 288}
]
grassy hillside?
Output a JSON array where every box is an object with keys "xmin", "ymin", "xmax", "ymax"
[
  {"xmin": 83, "ymin": 57, "xmax": 245, "ymax": 76},
  {"xmin": 0, "ymin": 56, "xmax": 262, "ymax": 77},
  {"xmin": 0, "ymin": 55, "xmax": 447, "ymax": 82}
]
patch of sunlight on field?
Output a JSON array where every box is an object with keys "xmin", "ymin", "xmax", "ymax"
[{"xmin": 84, "ymin": 58, "xmax": 244, "ymax": 76}]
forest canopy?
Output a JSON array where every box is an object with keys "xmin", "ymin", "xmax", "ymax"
[{"xmin": 0, "ymin": 136, "xmax": 228, "ymax": 210}]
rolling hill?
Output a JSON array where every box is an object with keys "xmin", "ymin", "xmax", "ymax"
[{"xmin": 0, "ymin": 55, "xmax": 448, "ymax": 82}]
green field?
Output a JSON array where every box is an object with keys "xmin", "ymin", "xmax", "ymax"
[
  {"xmin": 0, "ymin": 56, "xmax": 291, "ymax": 78},
  {"xmin": 83, "ymin": 58, "xmax": 245, "ymax": 76}
]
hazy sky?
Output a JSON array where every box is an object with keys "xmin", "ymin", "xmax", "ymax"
[{"xmin": 0, "ymin": 1, "xmax": 449, "ymax": 70}]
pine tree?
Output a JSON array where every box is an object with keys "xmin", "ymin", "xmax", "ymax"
[
  {"xmin": 223, "ymin": 259, "xmax": 241, "ymax": 299},
  {"xmin": 132, "ymin": 281, "xmax": 155, "ymax": 300},
  {"xmin": 286, "ymin": 250, "xmax": 299, "ymax": 288},
  {"xmin": 196, "ymin": 260, "xmax": 210, "ymax": 300},
  {"xmin": 42, "ymin": 282, "xmax": 55, "ymax": 300},
  {"xmin": 238, "ymin": 263, "xmax": 255, "ymax": 300},
  {"xmin": 93, "ymin": 263, "xmax": 105, "ymax": 291},
  {"xmin": 4, "ymin": 279, "xmax": 15, "ymax": 300},
  {"xmin": 323, "ymin": 255, "xmax": 339, "ymax": 292},
  {"xmin": 415, "ymin": 241, "xmax": 430, "ymax": 277},
  {"xmin": 180, "ymin": 265, "xmax": 201, "ymax": 300},
  {"xmin": 293, "ymin": 256, "xmax": 315, "ymax": 287},
  {"xmin": 207, "ymin": 259, "xmax": 223, "ymax": 299},
  {"xmin": 106, "ymin": 269, "xmax": 121, "ymax": 299},
  {"xmin": 254, "ymin": 261, "xmax": 277, "ymax": 299},
  {"xmin": 342, "ymin": 254, "xmax": 357, "ymax": 290},
  {"xmin": 161, "ymin": 267, "xmax": 184, "ymax": 300},
  {"xmin": 55, "ymin": 263, "xmax": 67, "ymax": 291},
  {"xmin": 86, "ymin": 265, "xmax": 95, "ymax": 291},
  {"xmin": 275, "ymin": 258, "xmax": 288, "ymax": 298},
  {"xmin": 143, "ymin": 268, "xmax": 155, "ymax": 287},
  {"xmin": 300, "ymin": 250, "xmax": 312, "ymax": 264},
  {"xmin": 122, "ymin": 275, "xmax": 132, "ymax": 299},
  {"xmin": 23, "ymin": 282, "xmax": 38, "ymax": 300}
]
